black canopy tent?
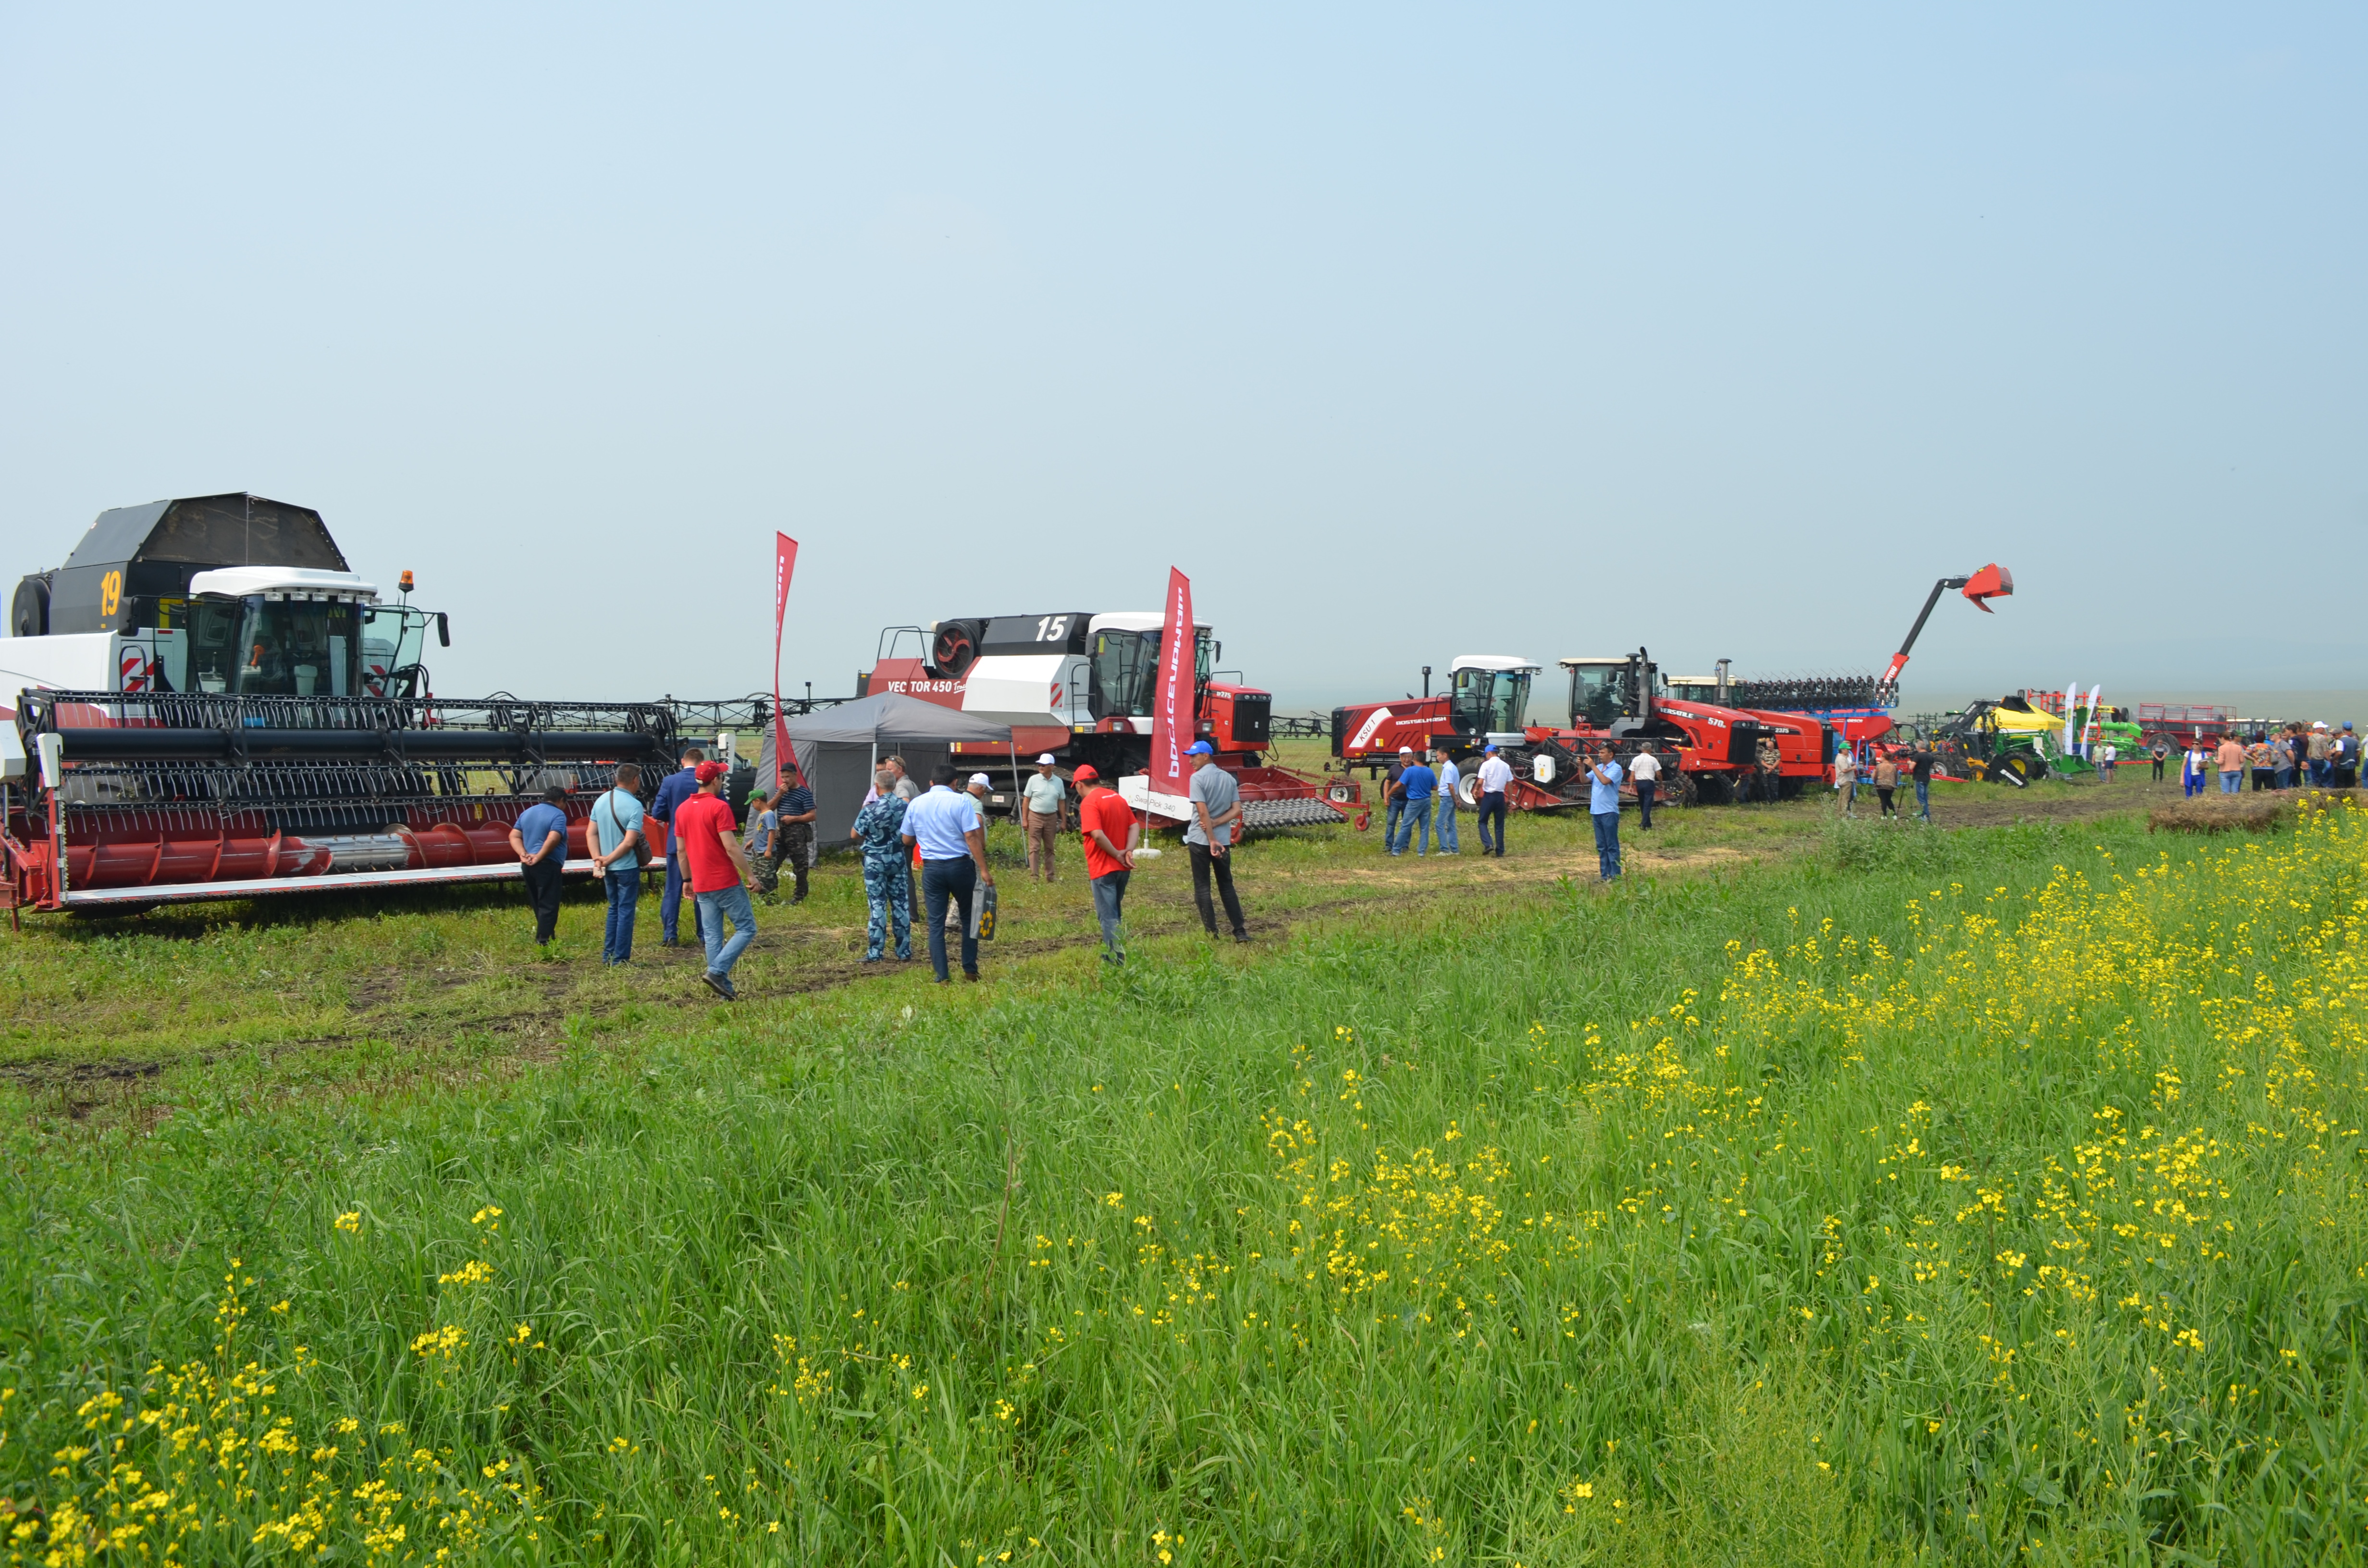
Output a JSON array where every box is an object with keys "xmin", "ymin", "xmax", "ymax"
[{"xmin": 756, "ymin": 692, "xmax": 1016, "ymax": 844}]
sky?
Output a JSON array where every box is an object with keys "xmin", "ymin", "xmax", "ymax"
[{"xmin": 4, "ymin": 5, "xmax": 2363, "ymax": 717}]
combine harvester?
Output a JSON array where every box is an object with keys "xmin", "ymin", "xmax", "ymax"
[
  {"xmin": 862, "ymin": 607, "xmax": 1346, "ymax": 831},
  {"xmin": 3, "ymin": 494, "xmax": 686, "ymax": 915}
]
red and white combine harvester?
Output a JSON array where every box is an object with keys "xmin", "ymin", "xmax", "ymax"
[
  {"xmin": 4, "ymin": 494, "xmax": 688, "ymax": 916},
  {"xmin": 862, "ymin": 608, "xmax": 1347, "ymax": 830}
]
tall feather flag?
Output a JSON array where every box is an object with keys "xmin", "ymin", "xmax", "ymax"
[
  {"xmin": 773, "ymin": 533, "xmax": 799, "ymax": 786},
  {"xmin": 1147, "ymin": 567, "xmax": 1195, "ymax": 798}
]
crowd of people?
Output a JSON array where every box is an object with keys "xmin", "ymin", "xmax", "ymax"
[
  {"xmin": 535, "ymin": 742, "xmax": 1257, "ymax": 997},
  {"xmin": 518, "ymin": 713, "xmax": 2366, "ymax": 989},
  {"xmin": 2174, "ymin": 722, "xmax": 2359, "ymax": 798}
]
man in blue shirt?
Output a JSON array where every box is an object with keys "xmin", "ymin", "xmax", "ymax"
[
  {"xmin": 900, "ymin": 762, "xmax": 994, "ymax": 982},
  {"xmin": 587, "ymin": 761, "xmax": 648, "ymax": 964},
  {"xmin": 1587, "ymin": 741, "xmax": 1624, "ymax": 882},
  {"xmin": 506, "ymin": 783, "xmax": 572, "ymax": 950},
  {"xmin": 649, "ymin": 746, "xmax": 707, "ymax": 946},
  {"xmin": 1390, "ymin": 752, "xmax": 1437, "ymax": 857}
]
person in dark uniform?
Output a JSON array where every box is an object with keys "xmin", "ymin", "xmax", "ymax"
[{"xmin": 649, "ymin": 747, "xmax": 707, "ymax": 946}]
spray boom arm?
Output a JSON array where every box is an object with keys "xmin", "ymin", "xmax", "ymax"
[{"xmin": 1877, "ymin": 564, "xmax": 2011, "ymax": 699}]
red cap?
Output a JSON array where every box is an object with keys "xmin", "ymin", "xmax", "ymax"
[
  {"xmin": 695, "ymin": 761, "xmax": 728, "ymax": 784},
  {"xmin": 1071, "ymin": 764, "xmax": 1100, "ymax": 782}
]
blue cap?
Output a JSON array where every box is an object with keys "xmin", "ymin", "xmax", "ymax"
[
  {"xmin": 1483, "ymin": 744, "xmax": 1499, "ymax": 754},
  {"xmin": 1186, "ymin": 740, "xmax": 1214, "ymax": 755}
]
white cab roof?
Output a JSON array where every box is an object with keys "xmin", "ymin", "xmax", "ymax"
[
  {"xmin": 188, "ymin": 566, "xmax": 381, "ymax": 602},
  {"xmin": 1449, "ymin": 653, "xmax": 1537, "ymax": 674},
  {"xmin": 1087, "ymin": 612, "xmax": 1210, "ymax": 635},
  {"xmin": 1557, "ymin": 656, "xmax": 1628, "ymax": 668}
]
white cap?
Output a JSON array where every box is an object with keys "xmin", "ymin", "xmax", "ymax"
[
  {"xmin": 1037, "ymin": 752, "xmax": 1056, "ymax": 765},
  {"xmin": 969, "ymin": 772, "xmax": 991, "ymax": 788},
  {"xmin": 1398, "ymin": 745, "xmax": 1414, "ymax": 754}
]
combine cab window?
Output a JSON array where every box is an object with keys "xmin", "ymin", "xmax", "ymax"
[
  {"xmin": 362, "ymin": 604, "xmax": 429, "ymax": 697},
  {"xmin": 1450, "ymin": 668, "xmax": 1531, "ymax": 734},
  {"xmin": 1090, "ymin": 628, "xmax": 1213, "ymax": 718},
  {"xmin": 187, "ymin": 596, "xmax": 367, "ymax": 696}
]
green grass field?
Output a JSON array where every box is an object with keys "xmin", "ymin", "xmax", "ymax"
[{"xmin": 4, "ymin": 773, "xmax": 2364, "ymax": 1565}]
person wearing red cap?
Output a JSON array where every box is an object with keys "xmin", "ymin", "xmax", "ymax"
[
  {"xmin": 1074, "ymin": 765, "xmax": 1140, "ymax": 964},
  {"xmin": 674, "ymin": 760, "xmax": 758, "ymax": 999}
]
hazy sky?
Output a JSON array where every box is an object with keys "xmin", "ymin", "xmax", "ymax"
[{"xmin": 5, "ymin": 6, "xmax": 2362, "ymax": 714}]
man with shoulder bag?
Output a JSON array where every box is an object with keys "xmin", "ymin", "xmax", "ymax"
[{"xmin": 588, "ymin": 761, "xmax": 650, "ymax": 965}]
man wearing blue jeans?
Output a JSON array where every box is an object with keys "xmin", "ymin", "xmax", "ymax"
[
  {"xmin": 1391, "ymin": 752, "xmax": 1436, "ymax": 856},
  {"xmin": 1586, "ymin": 741, "xmax": 1623, "ymax": 881},
  {"xmin": 1431, "ymin": 748, "xmax": 1461, "ymax": 853},
  {"xmin": 672, "ymin": 761, "xmax": 759, "ymax": 999},
  {"xmin": 902, "ymin": 762, "xmax": 995, "ymax": 982},
  {"xmin": 1474, "ymin": 745, "xmax": 1511, "ymax": 857},
  {"xmin": 649, "ymin": 747, "xmax": 707, "ymax": 947},
  {"xmin": 1381, "ymin": 747, "xmax": 1412, "ymax": 850},
  {"xmin": 587, "ymin": 761, "xmax": 648, "ymax": 965}
]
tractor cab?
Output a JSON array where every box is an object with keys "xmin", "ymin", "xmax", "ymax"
[
  {"xmin": 1445, "ymin": 655, "xmax": 1536, "ymax": 739},
  {"xmin": 1560, "ymin": 655, "xmax": 1657, "ymax": 729}
]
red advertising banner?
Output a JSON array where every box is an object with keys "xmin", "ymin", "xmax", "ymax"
[
  {"xmin": 773, "ymin": 532, "xmax": 800, "ymax": 785},
  {"xmin": 1147, "ymin": 567, "xmax": 1194, "ymax": 796}
]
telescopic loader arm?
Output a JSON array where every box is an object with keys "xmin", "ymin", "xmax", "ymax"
[{"xmin": 1877, "ymin": 564, "xmax": 2012, "ymax": 699}]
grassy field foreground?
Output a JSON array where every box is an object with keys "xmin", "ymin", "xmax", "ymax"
[{"xmin": 3, "ymin": 792, "xmax": 2366, "ymax": 1564}]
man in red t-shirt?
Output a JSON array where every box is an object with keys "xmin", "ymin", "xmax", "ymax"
[
  {"xmin": 1074, "ymin": 766, "xmax": 1141, "ymax": 965},
  {"xmin": 674, "ymin": 761, "xmax": 759, "ymax": 999}
]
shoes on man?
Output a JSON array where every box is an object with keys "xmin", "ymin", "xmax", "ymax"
[
  {"xmin": 703, "ymin": 971, "xmax": 737, "ymax": 1001},
  {"xmin": 1232, "ymin": 931, "xmax": 1251, "ymax": 943},
  {"xmin": 962, "ymin": 971, "xmax": 981, "ymax": 983},
  {"xmin": 1101, "ymin": 951, "xmax": 1125, "ymax": 966},
  {"xmin": 862, "ymin": 955, "xmax": 883, "ymax": 964},
  {"xmin": 661, "ymin": 938, "xmax": 681, "ymax": 948}
]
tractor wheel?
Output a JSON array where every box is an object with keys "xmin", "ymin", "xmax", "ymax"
[
  {"xmin": 1326, "ymin": 782, "xmax": 1354, "ymax": 806},
  {"xmin": 1352, "ymin": 810, "xmax": 1371, "ymax": 833},
  {"xmin": 1673, "ymin": 771, "xmax": 1701, "ymax": 808},
  {"xmin": 1694, "ymin": 772, "xmax": 1732, "ymax": 806}
]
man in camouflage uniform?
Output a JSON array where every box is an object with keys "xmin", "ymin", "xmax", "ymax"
[{"xmin": 852, "ymin": 767, "xmax": 912, "ymax": 962}]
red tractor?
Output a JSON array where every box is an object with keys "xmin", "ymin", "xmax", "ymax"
[
  {"xmin": 861, "ymin": 612, "xmax": 1346, "ymax": 829},
  {"xmin": 1330, "ymin": 654, "xmax": 1539, "ymax": 767},
  {"xmin": 1484, "ymin": 650, "xmax": 1833, "ymax": 808}
]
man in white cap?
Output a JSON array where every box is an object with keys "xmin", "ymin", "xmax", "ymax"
[{"xmin": 1020, "ymin": 752, "xmax": 1070, "ymax": 882}]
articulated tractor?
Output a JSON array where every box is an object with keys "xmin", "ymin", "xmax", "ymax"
[{"xmin": 4, "ymin": 494, "xmax": 688, "ymax": 914}]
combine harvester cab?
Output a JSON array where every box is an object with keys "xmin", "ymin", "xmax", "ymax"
[
  {"xmin": 863, "ymin": 610, "xmax": 1342, "ymax": 831},
  {"xmin": 3, "ymin": 495, "xmax": 679, "ymax": 914}
]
